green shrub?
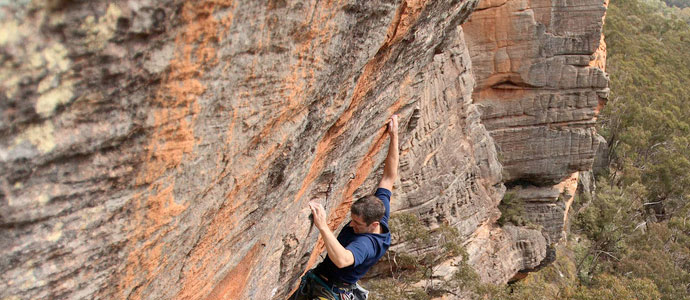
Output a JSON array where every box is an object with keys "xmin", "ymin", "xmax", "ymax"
[
  {"xmin": 497, "ymin": 191, "xmax": 530, "ymax": 227},
  {"xmin": 366, "ymin": 213, "xmax": 482, "ymax": 297}
]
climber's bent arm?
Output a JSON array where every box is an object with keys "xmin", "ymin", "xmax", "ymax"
[
  {"xmin": 319, "ymin": 224, "xmax": 355, "ymax": 268},
  {"xmin": 308, "ymin": 201, "xmax": 355, "ymax": 268}
]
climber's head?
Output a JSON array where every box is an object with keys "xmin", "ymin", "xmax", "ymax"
[{"xmin": 349, "ymin": 195, "xmax": 384, "ymax": 234}]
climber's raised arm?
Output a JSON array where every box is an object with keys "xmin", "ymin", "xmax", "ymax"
[
  {"xmin": 379, "ymin": 115, "xmax": 399, "ymax": 192},
  {"xmin": 294, "ymin": 117, "xmax": 397, "ymax": 298}
]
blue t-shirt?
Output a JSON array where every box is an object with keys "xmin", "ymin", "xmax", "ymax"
[{"xmin": 315, "ymin": 188, "xmax": 392, "ymax": 284}]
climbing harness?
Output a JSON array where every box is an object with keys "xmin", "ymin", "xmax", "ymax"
[{"xmin": 292, "ymin": 270, "xmax": 367, "ymax": 300}]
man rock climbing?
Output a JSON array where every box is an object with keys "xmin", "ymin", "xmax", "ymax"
[{"xmin": 291, "ymin": 115, "xmax": 399, "ymax": 300}]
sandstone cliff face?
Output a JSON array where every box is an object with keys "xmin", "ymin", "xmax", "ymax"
[
  {"xmin": 0, "ymin": 0, "xmax": 606, "ymax": 299},
  {"xmin": 463, "ymin": 0, "xmax": 608, "ymax": 247}
]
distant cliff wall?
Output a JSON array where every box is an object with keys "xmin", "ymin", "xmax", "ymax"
[
  {"xmin": 462, "ymin": 0, "xmax": 608, "ymax": 281},
  {"xmin": 0, "ymin": 0, "xmax": 606, "ymax": 299}
]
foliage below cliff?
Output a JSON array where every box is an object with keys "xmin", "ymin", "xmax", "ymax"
[
  {"xmin": 649, "ymin": 0, "xmax": 690, "ymax": 22},
  {"xmin": 365, "ymin": 213, "xmax": 480, "ymax": 300},
  {"xmin": 586, "ymin": 0, "xmax": 690, "ymax": 297},
  {"xmin": 660, "ymin": 0, "xmax": 690, "ymax": 9},
  {"xmin": 493, "ymin": 0, "xmax": 690, "ymax": 299},
  {"xmin": 600, "ymin": 0, "xmax": 690, "ymax": 231}
]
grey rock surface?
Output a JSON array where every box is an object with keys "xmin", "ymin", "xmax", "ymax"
[{"xmin": 0, "ymin": 0, "xmax": 606, "ymax": 299}]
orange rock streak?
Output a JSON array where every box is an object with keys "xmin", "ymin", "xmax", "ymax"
[
  {"xmin": 177, "ymin": 2, "xmax": 351, "ymax": 299},
  {"xmin": 120, "ymin": 1, "xmax": 235, "ymax": 299},
  {"xmin": 557, "ymin": 172, "xmax": 580, "ymax": 241},
  {"xmin": 299, "ymin": 0, "xmax": 428, "ymax": 273},
  {"xmin": 204, "ymin": 243, "xmax": 262, "ymax": 300},
  {"xmin": 590, "ymin": 0, "xmax": 608, "ymax": 72}
]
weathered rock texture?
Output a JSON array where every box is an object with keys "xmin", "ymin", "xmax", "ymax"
[
  {"xmin": 0, "ymin": 0, "xmax": 606, "ymax": 299},
  {"xmin": 463, "ymin": 0, "xmax": 609, "ymax": 248}
]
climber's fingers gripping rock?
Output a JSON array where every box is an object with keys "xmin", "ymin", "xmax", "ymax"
[
  {"xmin": 308, "ymin": 201, "xmax": 328, "ymax": 231},
  {"xmin": 387, "ymin": 114, "xmax": 399, "ymax": 137}
]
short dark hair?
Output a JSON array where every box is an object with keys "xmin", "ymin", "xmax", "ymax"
[{"xmin": 351, "ymin": 195, "xmax": 385, "ymax": 225}]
